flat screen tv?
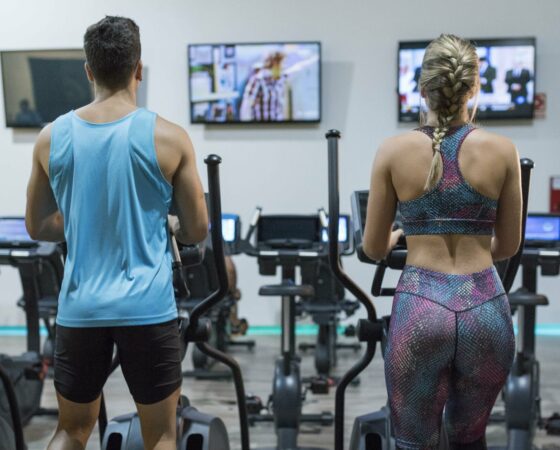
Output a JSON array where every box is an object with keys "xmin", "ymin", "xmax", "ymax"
[
  {"xmin": 188, "ymin": 42, "xmax": 321, "ymax": 124},
  {"xmin": 1, "ymin": 49, "xmax": 94, "ymax": 128},
  {"xmin": 398, "ymin": 37, "xmax": 536, "ymax": 122}
]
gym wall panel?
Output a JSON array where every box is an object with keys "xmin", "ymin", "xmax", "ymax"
[{"xmin": 0, "ymin": 0, "xmax": 558, "ymax": 326}]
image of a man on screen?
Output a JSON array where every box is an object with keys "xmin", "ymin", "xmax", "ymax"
[
  {"xmin": 505, "ymin": 60, "xmax": 532, "ymax": 105},
  {"xmin": 239, "ymin": 52, "xmax": 290, "ymax": 122},
  {"xmin": 479, "ymin": 57, "xmax": 496, "ymax": 94},
  {"xmin": 412, "ymin": 67, "xmax": 421, "ymax": 92},
  {"xmin": 15, "ymin": 99, "xmax": 43, "ymax": 126}
]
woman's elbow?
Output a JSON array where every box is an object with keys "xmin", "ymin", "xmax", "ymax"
[
  {"xmin": 363, "ymin": 241, "xmax": 386, "ymax": 261},
  {"xmin": 493, "ymin": 238, "xmax": 521, "ymax": 261}
]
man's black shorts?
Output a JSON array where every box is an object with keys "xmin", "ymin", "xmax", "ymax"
[{"xmin": 54, "ymin": 319, "xmax": 182, "ymax": 405}]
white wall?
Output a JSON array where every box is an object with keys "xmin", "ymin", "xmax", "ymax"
[{"xmin": 0, "ymin": 0, "xmax": 559, "ymax": 327}]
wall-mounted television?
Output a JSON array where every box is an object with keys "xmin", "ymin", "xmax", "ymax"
[
  {"xmin": 398, "ymin": 37, "xmax": 536, "ymax": 122},
  {"xmin": 188, "ymin": 42, "xmax": 321, "ymax": 124},
  {"xmin": 1, "ymin": 49, "xmax": 94, "ymax": 128}
]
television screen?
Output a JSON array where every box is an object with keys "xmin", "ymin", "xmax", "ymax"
[
  {"xmin": 188, "ymin": 42, "xmax": 321, "ymax": 124},
  {"xmin": 1, "ymin": 49, "xmax": 93, "ymax": 128},
  {"xmin": 398, "ymin": 38, "xmax": 536, "ymax": 122}
]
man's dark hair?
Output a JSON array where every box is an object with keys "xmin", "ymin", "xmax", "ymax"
[{"xmin": 84, "ymin": 16, "xmax": 141, "ymax": 90}]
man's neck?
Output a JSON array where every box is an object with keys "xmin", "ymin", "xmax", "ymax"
[{"xmin": 93, "ymin": 85, "xmax": 137, "ymax": 106}]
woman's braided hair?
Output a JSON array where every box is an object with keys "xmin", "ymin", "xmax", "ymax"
[{"xmin": 419, "ymin": 34, "xmax": 479, "ymax": 190}]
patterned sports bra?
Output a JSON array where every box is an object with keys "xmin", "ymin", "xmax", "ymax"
[{"xmin": 399, "ymin": 124, "xmax": 498, "ymax": 236}]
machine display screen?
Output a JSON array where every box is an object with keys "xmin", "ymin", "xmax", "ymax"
[
  {"xmin": 525, "ymin": 214, "xmax": 560, "ymax": 243},
  {"xmin": 321, "ymin": 216, "xmax": 349, "ymax": 243},
  {"xmin": 222, "ymin": 214, "xmax": 239, "ymax": 243},
  {"xmin": 257, "ymin": 216, "xmax": 320, "ymax": 243},
  {"xmin": 0, "ymin": 218, "xmax": 35, "ymax": 245}
]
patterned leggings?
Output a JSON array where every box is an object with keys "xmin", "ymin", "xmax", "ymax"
[{"xmin": 385, "ymin": 265, "xmax": 515, "ymax": 450}]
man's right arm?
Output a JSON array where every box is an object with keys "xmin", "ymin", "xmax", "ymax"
[{"xmin": 155, "ymin": 117, "xmax": 208, "ymax": 244}]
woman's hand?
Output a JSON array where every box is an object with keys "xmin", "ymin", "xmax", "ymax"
[{"xmin": 388, "ymin": 229, "xmax": 404, "ymax": 253}]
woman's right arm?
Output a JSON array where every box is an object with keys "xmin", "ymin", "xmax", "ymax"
[{"xmin": 492, "ymin": 141, "xmax": 522, "ymax": 261}]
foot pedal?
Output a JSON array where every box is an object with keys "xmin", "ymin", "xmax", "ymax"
[
  {"xmin": 308, "ymin": 376, "xmax": 334, "ymax": 395},
  {"xmin": 545, "ymin": 412, "xmax": 560, "ymax": 435},
  {"xmin": 246, "ymin": 394, "xmax": 264, "ymax": 415}
]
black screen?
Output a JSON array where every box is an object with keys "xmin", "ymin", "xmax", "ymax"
[
  {"xmin": 257, "ymin": 216, "xmax": 320, "ymax": 243},
  {"xmin": 1, "ymin": 49, "xmax": 93, "ymax": 128}
]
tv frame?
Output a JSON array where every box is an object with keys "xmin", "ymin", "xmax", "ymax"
[
  {"xmin": 187, "ymin": 41, "xmax": 322, "ymax": 125},
  {"xmin": 1, "ymin": 48, "xmax": 91, "ymax": 129},
  {"xmin": 397, "ymin": 37, "xmax": 537, "ymax": 123}
]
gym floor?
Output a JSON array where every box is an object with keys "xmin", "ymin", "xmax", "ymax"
[{"xmin": 4, "ymin": 334, "xmax": 559, "ymax": 449}]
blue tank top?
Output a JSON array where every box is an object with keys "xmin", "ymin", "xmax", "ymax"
[
  {"xmin": 399, "ymin": 124, "xmax": 498, "ymax": 236},
  {"xmin": 49, "ymin": 108, "xmax": 177, "ymax": 327}
]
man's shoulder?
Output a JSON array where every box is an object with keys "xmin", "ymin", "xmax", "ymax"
[
  {"xmin": 34, "ymin": 123, "xmax": 54, "ymax": 171},
  {"xmin": 155, "ymin": 115, "xmax": 188, "ymax": 141},
  {"xmin": 154, "ymin": 115, "xmax": 192, "ymax": 159}
]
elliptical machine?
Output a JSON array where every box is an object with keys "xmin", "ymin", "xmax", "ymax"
[
  {"xmin": 241, "ymin": 210, "xmax": 335, "ymax": 450},
  {"xmin": 99, "ymin": 155, "xmax": 251, "ymax": 450},
  {"xmin": 0, "ymin": 221, "xmax": 62, "ymax": 450},
  {"xmin": 180, "ymin": 213, "xmax": 255, "ymax": 380},
  {"xmin": 297, "ymin": 214, "xmax": 361, "ymax": 377},
  {"xmin": 324, "ymin": 129, "xmax": 537, "ymax": 450}
]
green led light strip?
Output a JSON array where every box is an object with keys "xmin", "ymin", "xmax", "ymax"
[{"xmin": 1, "ymin": 324, "xmax": 560, "ymax": 337}]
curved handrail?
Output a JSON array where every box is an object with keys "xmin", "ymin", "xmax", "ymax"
[
  {"xmin": 186, "ymin": 154, "xmax": 251, "ymax": 450},
  {"xmin": 326, "ymin": 130, "xmax": 380, "ymax": 450}
]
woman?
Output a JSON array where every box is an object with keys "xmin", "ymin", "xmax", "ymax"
[{"xmin": 363, "ymin": 34, "xmax": 522, "ymax": 450}]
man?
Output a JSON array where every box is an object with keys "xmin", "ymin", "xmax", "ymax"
[
  {"xmin": 25, "ymin": 16, "xmax": 208, "ymax": 450},
  {"xmin": 479, "ymin": 57, "xmax": 497, "ymax": 94},
  {"xmin": 505, "ymin": 60, "xmax": 532, "ymax": 105},
  {"xmin": 239, "ymin": 52, "xmax": 290, "ymax": 121},
  {"xmin": 15, "ymin": 98, "xmax": 43, "ymax": 126}
]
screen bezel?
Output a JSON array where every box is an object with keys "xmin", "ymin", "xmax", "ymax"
[
  {"xmin": 397, "ymin": 37, "xmax": 537, "ymax": 123},
  {"xmin": 187, "ymin": 41, "xmax": 322, "ymax": 125},
  {"xmin": 1, "ymin": 48, "xmax": 89, "ymax": 129}
]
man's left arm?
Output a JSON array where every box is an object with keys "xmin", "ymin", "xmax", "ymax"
[{"xmin": 25, "ymin": 124, "xmax": 65, "ymax": 242}]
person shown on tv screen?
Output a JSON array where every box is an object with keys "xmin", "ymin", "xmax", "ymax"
[
  {"xmin": 15, "ymin": 98, "xmax": 43, "ymax": 126},
  {"xmin": 479, "ymin": 57, "xmax": 497, "ymax": 94},
  {"xmin": 412, "ymin": 66, "xmax": 422, "ymax": 92},
  {"xmin": 25, "ymin": 16, "xmax": 208, "ymax": 450},
  {"xmin": 239, "ymin": 51, "xmax": 291, "ymax": 121},
  {"xmin": 363, "ymin": 34, "xmax": 521, "ymax": 449},
  {"xmin": 505, "ymin": 59, "xmax": 532, "ymax": 105}
]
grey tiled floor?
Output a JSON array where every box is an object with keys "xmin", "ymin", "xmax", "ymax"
[{"xmin": 1, "ymin": 335, "xmax": 558, "ymax": 449}]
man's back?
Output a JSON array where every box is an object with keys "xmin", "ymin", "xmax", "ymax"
[{"xmin": 50, "ymin": 107, "xmax": 176, "ymax": 327}]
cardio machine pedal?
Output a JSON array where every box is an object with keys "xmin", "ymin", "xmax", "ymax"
[
  {"xmin": 308, "ymin": 376, "xmax": 333, "ymax": 395},
  {"xmin": 245, "ymin": 394, "xmax": 265, "ymax": 415},
  {"xmin": 545, "ymin": 412, "xmax": 560, "ymax": 435}
]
